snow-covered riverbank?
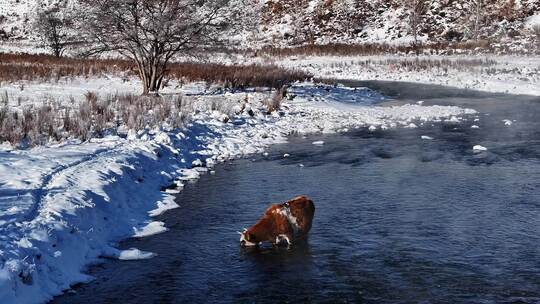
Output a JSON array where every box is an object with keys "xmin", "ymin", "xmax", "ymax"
[
  {"xmin": 0, "ymin": 79, "xmax": 477, "ymax": 303},
  {"xmin": 278, "ymin": 55, "xmax": 540, "ymax": 96}
]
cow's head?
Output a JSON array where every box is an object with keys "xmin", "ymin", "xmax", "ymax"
[{"xmin": 239, "ymin": 228, "xmax": 260, "ymax": 247}]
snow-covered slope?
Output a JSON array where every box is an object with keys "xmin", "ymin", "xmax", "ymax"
[
  {"xmin": 2, "ymin": 0, "xmax": 539, "ymax": 48},
  {"xmin": 0, "ymin": 0, "xmax": 76, "ymax": 40},
  {"xmin": 258, "ymin": 0, "xmax": 540, "ymax": 46}
]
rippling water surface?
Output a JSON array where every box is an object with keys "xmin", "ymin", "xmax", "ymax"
[{"xmin": 53, "ymin": 82, "xmax": 540, "ymax": 303}]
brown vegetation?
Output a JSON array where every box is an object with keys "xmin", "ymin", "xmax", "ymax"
[
  {"xmin": 0, "ymin": 53, "xmax": 310, "ymax": 89},
  {"xmin": 264, "ymin": 86, "xmax": 286, "ymax": 113},
  {"xmin": 250, "ymin": 39, "xmax": 520, "ymax": 57}
]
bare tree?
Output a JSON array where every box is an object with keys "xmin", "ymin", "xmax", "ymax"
[
  {"xmin": 402, "ymin": 0, "xmax": 428, "ymax": 53},
  {"xmin": 470, "ymin": 0, "xmax": 482, "ymax": 41},
  {"xmin": 34, "ymin": 10, "xmax": 72, "ymax": 57},
  {"xmin": 533, "ymin": 24, "xmax": 540, "ymax": 53},
  {"xmin": 75, "ymin": 0, "xmax": 248, "ymax": 95}
]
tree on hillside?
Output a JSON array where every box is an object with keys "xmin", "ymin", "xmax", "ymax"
[
  {"xmin": 401, "ymin": 0, "xmax": 428, "ymax": 51},
  {"xmin": 470, "ymin": 0, "xmax": 483, "ymax": 41},
  {"xmin": 533, "ymin": 25, "xmax": 540, "ymax": 52},
  {"xmin": 74, "ymin": 0, "xmax": 250, "ymax": 95},
  {"xmin": 34, "ymin": 10, "xmax": 73, "ymax": 57}
]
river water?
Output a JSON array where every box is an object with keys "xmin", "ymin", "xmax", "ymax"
[{"xmin": 53, "ymin": 82, "xmax": 540, "ymax": 303}]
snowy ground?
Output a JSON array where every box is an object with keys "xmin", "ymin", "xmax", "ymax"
[
  {"xmin": 277, "ymin": 55, "xmax": 540, "ymax": 96},
  {"xmin": 0, "ymin": 74, "xmax": 479, "ymax": 303}
]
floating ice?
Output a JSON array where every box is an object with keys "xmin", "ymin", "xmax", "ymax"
[
  {"xmin": 473, "ymin": 145, "xmax": 488, "ymax": 152},
  {"xmin": 421, "ymin": 136, "xmax": 433, "ymax": 140},
  {"xmin": 117, "ymin": 248, "xmax": 156, "ymax": 260},
  {"xmin": 503, "ymin": 119, "xmax": 513, "ymax": 126},
  {"xmin": 312, "ymin": 141, "xmax": 325, "ymax": 145}
]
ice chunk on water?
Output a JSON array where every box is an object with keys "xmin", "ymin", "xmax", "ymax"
[
  {"xmin": 118, "ymin": 248, "xmax": 156, "ymax": 260},
  {"xmin": 421, "ymin": 136, "xmax": 433, "ymax": 140},
  {"xmin": 102, "ymin": 247, "xmax": 156, "ymax": 260},
  {"xmin": 503, "ymin": 119, "xmax": 513, "ymax": 126},
  {"xmin": 473, "ymin": 145, "xmax": 488, "ymax": 152},
  {"xmin": 312, "ymin": 141, "xmax": 325, "ymax": 145}
]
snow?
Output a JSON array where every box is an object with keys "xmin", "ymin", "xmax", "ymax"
[
  {"xmin": 473, "ymin": 145, "xmax": 488, "ymax": 152},
  {"xmin": 279, "ymin": 55, "xmax": 540, "ymax": 96},
  {"xmin": 525, "ymin": 13, "xmax": 540, "ymax": 29},
  {"xmin": 116, "ymin": 248, "xmax": 156, "ymax": 261},
  {"xmin": 133, "ymin": 221, "xmax": 168, "ymax": 238},
  {"xmin": 0, "ymin": 75, "xmax": 477, "ymax": 303},
  {"xmin": 2, "ymin": 0, "xmax": 538, "ymax": 50},
  {"xmin": 503, "ymin": 119, "xmax": 513, "ymax": 126}
]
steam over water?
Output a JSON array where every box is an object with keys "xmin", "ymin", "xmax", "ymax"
[{"xmin": 53, "ymin": 82, "xmax": 540, "ymax": 304}]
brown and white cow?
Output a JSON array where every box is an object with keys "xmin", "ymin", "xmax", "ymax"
[{"xmin": 239, "ymin": 196, "xmax": 315, "ymax": 247}]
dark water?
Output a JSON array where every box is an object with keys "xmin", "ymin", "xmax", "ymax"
[{"xmin": 53, "ymin": 82, "xmax": 540, "ymax": 304}]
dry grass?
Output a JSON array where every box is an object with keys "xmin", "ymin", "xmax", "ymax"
[
  {"xmin": 0, "ymin": 92, "xmax": 192, "ymax": 146},
  {"xmin": 319, "ymin": 57, "xmax": 497, "ymax": 75},
  {"xmin": 264, "ymin": 86, "xmax": 286, "ymax": 114},
  {"xmin": 167, "ymin": 63, "xmax": 307, "ymax": 89},
  {"xmin": 0, "ymin": 53, "xmax": 310, "ymax": 89},
  {"xmin": 248, "ymin": 40, "xmax": 521, "ymax": 57},
  {"xmin": 380, "ymin": 58, "xmax": 497, "ymax": 72}
]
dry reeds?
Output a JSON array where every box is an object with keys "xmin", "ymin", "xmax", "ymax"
[
  {"xmin": 0, "ymin": 93, "xmax": 193, "ymax": 146},
  {"xmin": 0, "ymin": 53, "xmax": 310, "ymax": 89},
  {"xmin": 249, "ymin": 40, "xmax": 504, "ymax": 57}
]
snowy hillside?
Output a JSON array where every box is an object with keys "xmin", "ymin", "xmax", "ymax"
[
  {"xmin": 1, "ymin": 0, "xmax": 539, "ymax": 48},
  {"xmin": 0, "ymin": 0, "xmax": 76, "ymax": 40},
  {"xmin": 258, "ymin": 0, "xmax": 540, "ymax": 46}
]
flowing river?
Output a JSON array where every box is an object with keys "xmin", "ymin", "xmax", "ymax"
[{"xmin": 53, "ymin": 82, "xmax": 540, "ymax": 303}]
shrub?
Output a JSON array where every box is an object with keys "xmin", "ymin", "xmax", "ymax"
[{"xmin": 265, "ymin": 86, "xmax": 286, "ymax": 113}]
